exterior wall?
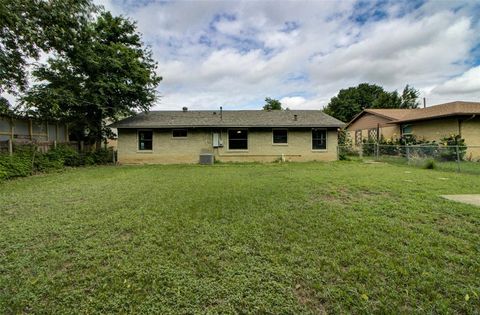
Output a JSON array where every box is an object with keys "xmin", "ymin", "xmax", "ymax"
[
  {"xmin": 347, "ymin": 113, "xmax": 392, "ymax": 130},
  {"xmin": 346, "ymin": 113, "xmax": 400, "ymax": 145},
  {"xmin": 380, "ymin": 125, "xmax": 401, "ymax": 139},
  {"xmin": 409, "ymin": 118, "xmax": 460, "ymax": 142},
  {"xmin": 461, "ymin": 117, "xmax": 480, "ymax": 160},
  {"xmin": 117, "ymin": 128, "xmax": 338, "ymax": 164},
  {"xmin": 347, "ymin": 125, "xmax": 400, "ymax": 145}
]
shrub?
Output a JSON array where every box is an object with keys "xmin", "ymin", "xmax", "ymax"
[
  {"xmin": 34, "ymin": 153, "xmax": 64, "ymax": 172},
  {"xmin": 48, "ymin": 145, "xmax": 83, "ymax": 166},
  {"xmin": 362, "ymin": 139, "xmax": 376, "ymax": 156},
  {"xmin": 0, "ymin": 145, "xmax": 114, "ymax": 181},
  {"xmin": 423, "ymin": 159, "xmax": 436, "ymax": 169},
  {"xmin": 439, "ymin": 135, "xmax": 467, "ymax": 161},
  {"xmin": 81, "ymin": 148, "xmax": 113, "ymax": 166},
  {"xmin": 0, "ymin": 150, "xmax": 33, "ymax": 180}
]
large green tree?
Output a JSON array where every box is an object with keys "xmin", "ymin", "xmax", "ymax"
[
  {"xmin": 323, "ymin": 83, "xmax": 419, "ymax": 122},
  {"xmin": 22, "ymin": 12, "xmax": 162, "ymax": 145},
  {"xmin": 263, "ymin": 97, "xmax": 282, "ymax": 110},
  {"xmin": 0, "ymin": 0, "xmax": 95, "ymax": 103}
]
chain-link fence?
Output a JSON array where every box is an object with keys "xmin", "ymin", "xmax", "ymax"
[{"xmin": 339, "ymin": 144, "xmax": 480, "ymax": 175}]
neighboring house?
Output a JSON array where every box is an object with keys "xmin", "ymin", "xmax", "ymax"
[
  {"xmin": 110, "ymin": 109, "xmax": 344, "ymax": 164},
  {"xmin": 0, "ymin": 113, "xmax": 69, "ymax": 153},
  {"xmin": 345, "ymin": 109, "xmax": 412, "ymax": 145},
  {"xmin": 345, "ymin": 101, "xmax": 480, "ymax": 158}
]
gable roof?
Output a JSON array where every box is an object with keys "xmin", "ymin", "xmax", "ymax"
[
  {"xmin": 110, "ymin": 110, "xmax": 345, "ymax": 129},
  {"xmin": 363, "ymin": 109, "xmax": 416, "ymax": 120},
  {"xmin": 345, "ymin": 108, "xmax": 415, "ymax": 128},
  {"xmin": 392, "ymin": 101, "xmax": 480, "ymax": 123}
]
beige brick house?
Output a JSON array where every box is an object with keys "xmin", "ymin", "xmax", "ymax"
[
  {"xmin": 110, "ymin": 109, "xmax": 344, "ymax": 164},
  {"xmin": 345, "ymin": 101, "xmax": 480, "ymax": 158}
]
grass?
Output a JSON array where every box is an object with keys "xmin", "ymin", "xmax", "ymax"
[
  {"xmin": 1, "ymin": 162, "xmax": 480, "ymax": 313},
  {"xmin": 363, "ymin": 155, "xmax": 480, "ymax": 175}
]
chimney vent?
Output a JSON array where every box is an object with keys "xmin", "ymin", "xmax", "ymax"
[
  {"xmin": 182, "ymin": 106, "xmax": 188, "ymax": 112},
  {"xmin": 293, "ymin": 114, "xmax": 298, "ymax": 121}
]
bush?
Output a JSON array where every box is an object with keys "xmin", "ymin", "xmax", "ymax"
[
  {"xmin": 0, "ymin": 145, "xmax": 114, "ymax": 181},
  {"xmin": 0, "ymin": 153, "xmax": 32, "ymax": 180},
  {"xmin": 48, "ymin": 145, "xmax": 83, "ymax": 166},
  {"xmin": 423, "ymin": 159, "xmax": 436, "ymax": 169},
  {"xmin": 362, "ymin": 139, "xmax": 376, "ymax": 156},
  {"xmin": 85, "ymin": 148, "xmax": 112, "ymax": 165},
  {"xmin": 439, "ymin": 135, "xmax": 467, "ymax": 161}
]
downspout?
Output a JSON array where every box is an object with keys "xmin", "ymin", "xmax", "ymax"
[{"xmin": 459, "ymin": 114, "xmax": 476, "ymax": 137}]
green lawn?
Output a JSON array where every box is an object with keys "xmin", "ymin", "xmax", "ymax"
[
  {"xmin": 1, "ymin": 162, "xmax": 479, "ymax": 313},
  {"xmin": 374, "ymin": 155, "xmax": 480, "ymax": 175}
]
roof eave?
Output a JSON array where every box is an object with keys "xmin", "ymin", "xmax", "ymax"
[
  {"xmin": 389, "ymin": 112, "xmax": 480, "ymax": 124},
  {"xmin": 113, "ymin": 124, "xmax": 344, "ymax": 129}
]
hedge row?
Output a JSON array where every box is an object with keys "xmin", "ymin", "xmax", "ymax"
[{"xmin": 0, "ymin": 145, "xmax": 113, "ymax": 181}]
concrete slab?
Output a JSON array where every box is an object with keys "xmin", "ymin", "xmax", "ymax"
[{"xmin": 440, "ymin": 195, "xmax": 480, "ymax": 207}]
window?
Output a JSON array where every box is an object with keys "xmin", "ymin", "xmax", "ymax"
[
  {"xmin": 172, "ymin": 129, "xmax": 188, "ymax": 138},
  {"xmin": 355, "ymin": 130, "xmax": 362, "ymax": 145},
  {"xmin": 368, "ymin": 128, "xmax": 378, "ymax": 141},
  {"xmin": 312, "ymin": 129, "xmax": 327, "ymax": 150},
  {"xmin": 138, "ymin": 130, "xmax": 153, "ymax": 150},
  {"xmin": 228, "ymin": 129, "xmax": 248, "ymax": 150},
  {"xmin": 402, "ymin": 124, "xmax": 412, "ymax": 135},
  {"xmin": 273, "ymin": 129, "xmax": 288, "ymax": 144}
]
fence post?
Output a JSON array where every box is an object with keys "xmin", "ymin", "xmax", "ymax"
[
  {"xmin": 455, "ymin": 145, "xmax": 460, "ymax": 173},
  {"xmin": 112, "ymin": 149, "xmax": 116, "ymax": 165},
  {"xmin": 406, "ymin": 145, "xmax": 410, "ymax": 163},
  {"xmin": 53, "ymin": 140, "xmax": 57, "ymax": 149},
  {"xmin": 376, "ymin": 143, "xmax": 379, "ymax": 160},
  {"xmin": 8, "ymin": 139, "xmax": 13, "ymax": 156}
]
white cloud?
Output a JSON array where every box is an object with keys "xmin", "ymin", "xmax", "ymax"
[
  {"xmin": 431, "ymin": 66, "xmax": 480, "ymax": 96},
  {"xmin": 4, "ymin": 0, "xmax": 477, "ymax": 111}
]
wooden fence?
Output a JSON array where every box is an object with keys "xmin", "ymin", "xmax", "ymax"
[{"xmin": 0, "ymin": 114, "xmax": 74, "ymax": 155}]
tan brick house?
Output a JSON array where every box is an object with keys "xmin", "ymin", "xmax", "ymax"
[
  {"xmin": 345, "ymin": 101, "xmax": 480, "ymax": 158},
  {"xmin": 110, "ymin": 109, "xmax": 344, "ymax": 164}
]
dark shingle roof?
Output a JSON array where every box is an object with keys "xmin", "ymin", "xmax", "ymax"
[{"xmin": 110, "ymin": 110, "xmax": 345, "ymax": 128}]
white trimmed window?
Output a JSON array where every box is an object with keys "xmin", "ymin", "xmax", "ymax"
[
  {"xmin": 228, "ymin": 129, "xmax": 248, "ymax": 150},
  {"xmin": 138, "ymin": 130, "xmax": 153, "ymax": 150},
  {"xmin": 312, "ymin": 129, "xmax": 327, "ymax": 150},
  {"xmin": 272, "ymin": 129, "xmax": 288, "ymax": 144}
]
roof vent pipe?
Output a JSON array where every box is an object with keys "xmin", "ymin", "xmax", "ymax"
[
  {"xmin": 220, "ymin": 106, "xmax": 223, "ymax": 120},
  {"xmin": 182, "ymin": 106, "xmax": 188, "ymax": 112},
  {"xmin": 294, "ymin": 114, "xmax": 298, "ymax": 121}
]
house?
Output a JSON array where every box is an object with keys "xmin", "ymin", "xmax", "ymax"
[
  {"xmin": 110, "ymin": 109, "xmax": 345, "ymax": 164},
  {"xmin": 345, "ymin": 108, "xmax": 412, "ymax": 145},
  {"xmin": 345, "ymin": 101, "xmax": 480, "ymax": 158}
]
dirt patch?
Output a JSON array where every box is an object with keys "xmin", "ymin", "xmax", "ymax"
[
  {"xmin": 440, "ymin": 195, "xmax": 480, "ymax": 207},
  {"xmin": 294, "ymin": 284, "xmax": 327, "ymax": 314},
  {"xmin": 310, "ymin": 187, "xmax": 392, "ymax": 205}
]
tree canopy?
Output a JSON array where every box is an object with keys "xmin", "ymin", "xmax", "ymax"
[
  {"xmin": 0, "ymin": 0, "xmax": 95, "ymax": 100},
  {"xmin": 323, "ymin": 83, "xmax": 419, "ymax": 122},
  {"xmin": 21, "ymin": 11, "xmax": 161, "ymax": 145},
  {"xmin": 263, "ymin": 97, "xmax": 282, "ymax": 110}
]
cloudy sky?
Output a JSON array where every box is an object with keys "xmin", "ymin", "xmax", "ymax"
[{"xmin": 96, "ymin": 0, "xmax": 480, "ymax": 110}]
